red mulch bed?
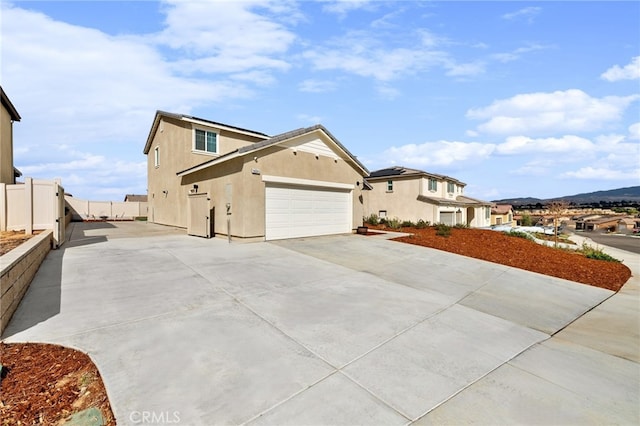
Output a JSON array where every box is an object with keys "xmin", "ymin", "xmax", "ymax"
[
  {"xmin": 0, "ymin": 342, "xmax": 116, "ymax": 425},
  {"xmin": 381, "ymin": 226, "xmax": 631, "ymax": 292}
]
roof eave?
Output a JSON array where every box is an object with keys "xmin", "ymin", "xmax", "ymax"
[{"xmin": 1, "ymin": 87, "xmax": 21, "ymax": 121}]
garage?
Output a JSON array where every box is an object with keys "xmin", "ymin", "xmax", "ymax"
[
  {"xmin": 439, "ymin": 211, "xmax": 454, "ymax": 226},
  {"xmin": 265, "ymin": 182, "xmax": 352, "ymax": 240}
]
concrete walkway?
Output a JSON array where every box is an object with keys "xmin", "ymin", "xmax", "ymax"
[{"xmin": 2, "ymin": 222, "xmax": 638, "ymax": 425}]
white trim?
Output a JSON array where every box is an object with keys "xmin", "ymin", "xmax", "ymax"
[
  {"xmin": 262, "ymin": 175, "xmax": 354, "ymax": 190},
  {"xmin": 183, "ymin": 116, "xmax": 269, "ymax": 140}
]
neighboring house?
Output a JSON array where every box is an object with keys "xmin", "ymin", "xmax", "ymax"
[
  {"xmin": 491, "ymin": 204, "xmax": 514, "ymax": 226},
  {"xmin": 123, "ymin": 194, "xmax": 148, "ymax": 202},
  {"xmin": 363, "ymin": 166, "xmax": 492, "ymax": 227},
  {"xmin": 581, "ymin": 216, "xmax": 622, "ymax": 232},
  {"xmin": 144, "ymin": 111, "xmax": 369, "ymax": 240},
  {"xmin": 1, "ymin": 86, "xmax": 22, "ymax": 184},
  {"xmin": 573, "ymin": 214, "xmax": 602, "ymax": 230},
  {"xmin": 617, "ymin": 217, "xmax": 638, "ymax": 233}
]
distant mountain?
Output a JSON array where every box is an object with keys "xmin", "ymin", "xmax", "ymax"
[{"xmin": 493, "ymin": 186, "xmax": 640, "ymax": 206}]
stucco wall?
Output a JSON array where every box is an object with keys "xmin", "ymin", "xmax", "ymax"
[
  {"xmin": 366, "ymin": 178, "xmax": 438, "ymax": 223},
  {"xmin": 146, "ymin": 116, "xmax": 264, "ymax": 228},
  {"xmin": 182, "ymin": 138, "xmax": 365, "ymax": 239},
  {"xmin": 0, "ymin": 230, "xmax": 52, "ymax": 334},
  {"xmin": 0, "ymin": 103, "xmax": 15, "ymax": 184}
]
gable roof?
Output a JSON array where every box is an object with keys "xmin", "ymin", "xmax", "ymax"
[
  {"xmin": 143, "ymin": 110, "xmax": 270, "ymax": 154},
  {"xmin": 1, "ymin": 86, "xmax": 21, "ymax": 121},
  {"xmin": 368, "ymin": 166, "xmax": 465, "ymax": 186},
  {"xmin": 491, "ymin": 204, "xmax": 513, "ymax": 215},
  {"xmin": 177, "ymin": 124, "xmax": 369, "ymax": 177}
]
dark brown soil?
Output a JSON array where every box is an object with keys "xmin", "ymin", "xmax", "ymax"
[
  {"xmin": 387, "ymin": 226, "xmax": 631, "ymax": 291},
  {"xmin": 0, "ymin": 343, "xmax": 116, "ymax": 425}
]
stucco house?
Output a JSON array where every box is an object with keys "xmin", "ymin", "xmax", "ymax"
[
  {"xmin": 144, "ymin": 111, "xmax": 369, "ymax": 240},
  {"xmin": 364, "ymin": 166, "xmax": 492, "ymax": 227},
  {"xmin": 491, "ymin": 204, "xmax": 514, "ymax": 226},
  {"xmin": 1, "ymin": 86, "xmax": 22, "ymax": 184}
]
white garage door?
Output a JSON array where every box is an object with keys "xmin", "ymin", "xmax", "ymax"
[
  {"xmin": 265, "ymin": 183, "xmax": 352, "ymax": 240},
  {"xmin": 439, "ymin": 211, "xmax": 454, "ymax": 226}
]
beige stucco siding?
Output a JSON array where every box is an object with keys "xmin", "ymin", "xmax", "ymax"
[
  {"xmin": 1, "ymin": 104, "xmax": 15, "ymax": 184},
  {"xmin": 182, "ymin": 141, "xmax": 365, "ymax": 239},
  {"xmin": 147, "ymin": 116, "xmax": 265, "ymax": 228},
  {"xmin": 366, "ymin": 178, "xmax": 439, "ymax": 223}
]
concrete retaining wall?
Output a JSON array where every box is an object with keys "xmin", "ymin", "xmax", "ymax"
[{"xmin": 0, "ymin": 230, "xmax": 52, "ymax": 335}]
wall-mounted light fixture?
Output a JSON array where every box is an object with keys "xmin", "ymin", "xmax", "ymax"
[
  {"xmin": 254, "ymin": 156, "xmax": 258, "ymax": 162},
  {"xmin": 193, "ymin": 184, "xmax": 198, "ymax": 193}
]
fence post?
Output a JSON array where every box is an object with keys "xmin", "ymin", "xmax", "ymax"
[
  {"xmin": 0, "ymin": 183, "xmax": 5, "ymax": 231},
  {"xmin": 24, "ymin": 177, "xmax": 33, "ymax": 235}
]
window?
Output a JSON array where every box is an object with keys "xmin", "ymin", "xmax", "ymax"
[
  {"xmin": 194, "ymin": 129, "xmax": 217, "ymax": 154},
  {"xmin": 496, "ymin": 217, "xmax": 503, "ymax": 225},
  {"xmin": 508, "ymin": 213, "xmax": 513, "ymax": 222},
  {"xmin": 154, "ymin": 147, "xmax": 159, "ymax": 167},
  {"xmin": 447, "ymin": 182, "xmax": 455, "ymax": 193},
  {"xmin": 485, "ymin": 207, "xmax": 490, "ymax": 220},
  {"xmin": 387, "ymin": 180, "xmax": 393, "ymax": 191},
  {"xmin": 428, "ymin": 178, "xmax": 437, "ymax": 191}
]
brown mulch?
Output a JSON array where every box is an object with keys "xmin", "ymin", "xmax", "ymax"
[
  {"xmin": 386, "ymin": 226, "xmax": 631, "ymax": 292},
  {"xmin": 0, "ymin": 343, "xmax": 116, "ymax": 425},
  {"xmin": 0, "ymin": 231, "xmax": 40, "ymax": 256}
]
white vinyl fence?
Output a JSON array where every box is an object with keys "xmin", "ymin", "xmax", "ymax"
[
  {"xmin": 65, "ymin": 195, "xmax": 148, "ymax": 221},
  {"xmin": 0, "ymin": 177, "xmax": 66, "ymax": 247}
]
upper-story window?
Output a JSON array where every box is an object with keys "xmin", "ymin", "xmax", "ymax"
[
  {"xmin": 194, "ymin": 128, "xmax": 218, "ymax": 154},
  {"xmin": 387, "ymin": 180, "xmax": 393, "ymax": 191},
  {"xmin": 447, "ymin": 182, "xmax": 455, "ymax": 193},
  {"xmin": 428, "ymin": 178, "xmax": 437, "ymax": 192},
  {"xmin": 154, "ymin": 147, "xmax": 160, "ymax": 167}
]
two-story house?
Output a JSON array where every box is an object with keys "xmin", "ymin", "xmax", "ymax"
[
  {"xmin": 144, "ymin": 111, "xmax": 369, "ymax": 240},
  {"xmin": 1, "ymin": 86, "xmax": 22, "ymax": 184},
  {"xmin": 364, "ymin": 166, "xmax": 492, "ymax": 227}
]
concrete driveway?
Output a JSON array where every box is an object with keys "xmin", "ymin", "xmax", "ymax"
[{"xmin": 3, "ymin": 222, "xmax": 638, "ymax": 425}]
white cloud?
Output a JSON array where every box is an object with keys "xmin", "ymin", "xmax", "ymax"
[
  {"xmin": 18, "ymin": 147, "xmax": 147, "ymax": 199},
  {"xmin": 561, "ymin": 167, "xmax": 639, "ymax": 180},
  {"xmin": 381, "ymin": 141, "xmax": 495, "ymax": 168},
  {"xmin": 629, "ymin": 122, "xmax": 640, "ymax": 140},
  {"xmin": 491, "ymin": 43, "xmax": 551, "ymax": 63},
  {"xmin": 445, "ymin": 61, "xmax": 486, "ymax": 77},
  {"xmin": 321, "ymin": 0, "xmax": 376, "ymax": 17},
  {"xmin": 502, "ymin": 7, "xmax": 541, "ymax": 22},
  {"xmin": 303, "ymin": 29, "xmax": 484, "ymax": 82},
  {"xmin": 467, "ymin": 89, "xmax": 640, "ymax": 135},
  {"xmin": 2, "ymin": 2, "xmax": 302, "ymax": 199},
  {"xmin": 601, "ymin": 56, "xmax": 640, "ymax": 82},
  {"xmin": 495, "ymin": 135, "xmax": 595, "ymax": 155},
  {"xmin": 156, "ymin": 0, "xmax": 297, "ymax": 58},
  {"xmin": 375, "ymin": 85, "xmax": 401, "ymax": 100},
  {"xmin": 296, "ymin": 113, "xmax": 323, "ymax": 124},
  {"xmin": 298, "ymin": 79, "xmax": 338, "ymax": 93}
]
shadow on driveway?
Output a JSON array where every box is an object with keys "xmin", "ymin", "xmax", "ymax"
[{"xmin": 1, "ymin": 222, "xmax": 112, "ymax": 339}]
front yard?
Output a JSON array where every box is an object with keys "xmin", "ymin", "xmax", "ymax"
[{"xmin": 386, "ymin": 225, "xmax": 631, "ymax": 292}]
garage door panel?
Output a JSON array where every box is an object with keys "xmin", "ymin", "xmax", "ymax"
[{"xmin": 265, "ymin": 184, "xmax": 352, "ymax": 240}]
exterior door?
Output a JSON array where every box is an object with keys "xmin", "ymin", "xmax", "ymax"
[{"xmin": 187, "ymin": 193, "xmax": 210, "ymax": 238}]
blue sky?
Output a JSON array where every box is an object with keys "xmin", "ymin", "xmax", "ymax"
[{"xmin": 2, "ymin": 0, "xmax": 639, "ymax": 201}]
